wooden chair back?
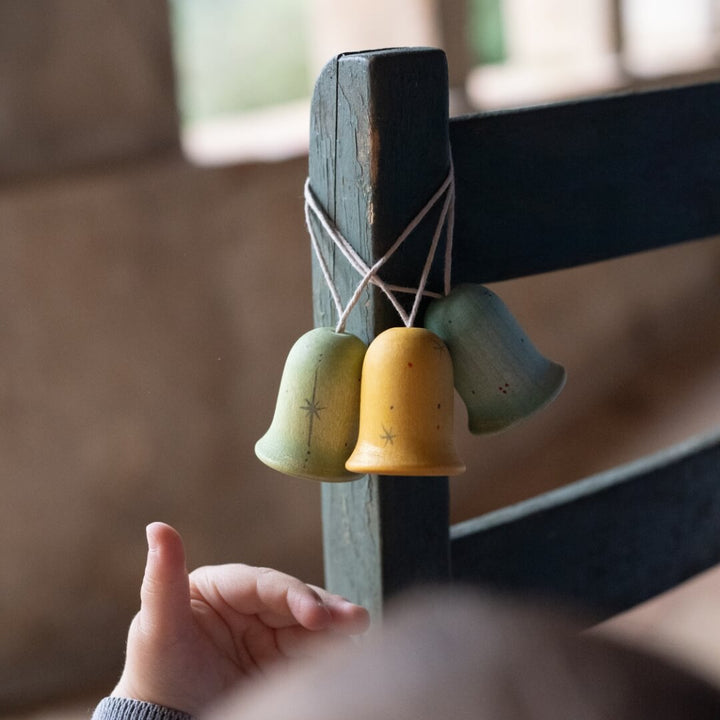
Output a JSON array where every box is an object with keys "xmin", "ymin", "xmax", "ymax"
[{"xmin": 308, "ymin": 47, "xmax": 720, "ymax": 620}]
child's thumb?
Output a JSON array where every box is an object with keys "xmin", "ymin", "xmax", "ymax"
[{"xmin": 139, "ymin": 522, "xmax": 192, "ymax": 637}]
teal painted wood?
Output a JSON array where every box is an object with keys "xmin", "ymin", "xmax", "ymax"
[
  {"xmin": 450, "ymin": 82, "xmax": 720, "ymax": 283},
  {"xmin": 451, "ymin": 430, "xmax": 720, "ymax": 618},
  {"xmin": 309, "ymin": 47, "xmax": 720, "ymax": 621},
  {"xmin": 308, "ymin": 48, "xmax": 452, "ymax": 619}
]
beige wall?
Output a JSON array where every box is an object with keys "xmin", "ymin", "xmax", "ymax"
[
  {"xmin": 0, "ymin": 1, "xmax": 322, "ymax": 708},
  {"xmin": 1, "ymin": 0, "xmax": 719, "ymax": 712},
  {"xmin": 0, "ymin": 152, "xmax": 324, "ymax": 709}
]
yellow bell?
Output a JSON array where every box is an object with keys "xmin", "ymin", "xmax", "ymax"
[
  {"xmin": 345, "ymin": 327, "xmax": 465, "ymax": 476},
  {"xmin": 255, "ymin": 327, "xmax": 366, "ymax": 482},
  {"xmin": 424, "ymin": 284, "xmax": 566, "ymax": 434}
]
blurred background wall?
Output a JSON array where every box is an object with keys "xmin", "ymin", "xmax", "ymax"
[{"xmin": 1, "ymin": 0, "xmax": 719, "ymax": 716}]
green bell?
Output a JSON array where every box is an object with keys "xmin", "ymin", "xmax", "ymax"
[
  {"xmin": 255, "ymin": 327, "xmax": 367, "ymax": 481},
  {"xmin": 424, "ymin": 284, "xmax": 566, "ymax": 434}
]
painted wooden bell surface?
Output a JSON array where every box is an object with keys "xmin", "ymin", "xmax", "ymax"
[
  {"xmin": 345, "ymin": 327, "xmax": 465, "ymax": 477},
  {"xmin": 255, "ymin": 327, "xmax": 367, "ymax": 482},
  {"xmin": 424, "ymin": 284, "xmax": 566, "ymax": 434}
]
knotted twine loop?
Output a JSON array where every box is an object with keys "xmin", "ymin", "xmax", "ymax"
[{"xmin": 304, "ymin": 163, "xmax": 455, "ymax": 333}]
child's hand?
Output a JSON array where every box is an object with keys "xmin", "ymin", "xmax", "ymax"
[{"xmin": 111, "ymin": 522, "xmax": 369, "ymax": 716}]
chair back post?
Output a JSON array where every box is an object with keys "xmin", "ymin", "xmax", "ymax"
[{"xmin": 308, "ymin": 48, "xmax": 452, "ymax": 618}]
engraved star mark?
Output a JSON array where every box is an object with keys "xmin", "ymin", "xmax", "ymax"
[
  {"xmin": 300, "ymin": 367, "xmax": 326, "ymax": 447},
  {"xmin": 300, "ymin": 396, "xmax": 325, "ymax": 420},
  {"xmin": 380, "ymin": 424, "xmax": 396, "ymax": 446}
]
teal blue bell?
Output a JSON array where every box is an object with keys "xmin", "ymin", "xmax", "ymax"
[{"xmin": 424, "ymin": 284, "xmax": 566, "ymax": 434}]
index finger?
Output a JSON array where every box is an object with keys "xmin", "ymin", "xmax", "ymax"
[
  {"xmin": 308, "ymin": 585, "xmax": 370, "ymax": 634},
  {"xmin": 189, "ymin": 564, "xmax": 333, "ymax": 631}
]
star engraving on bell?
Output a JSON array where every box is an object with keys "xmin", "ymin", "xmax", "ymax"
[
  {"xmin": 299, "ymin": 367, "xmax": 326, "ymax": 446},
  {"xmin": 380, "ymin": 425, "xmax": 396, "ymax": 446}
]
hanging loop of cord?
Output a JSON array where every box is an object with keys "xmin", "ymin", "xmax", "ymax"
[{"xmin": 304, "ymin": 163, "xmax": 455, "ymax": 333}]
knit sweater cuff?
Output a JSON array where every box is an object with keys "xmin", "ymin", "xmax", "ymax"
[{"xmin": 91, "ymin": 697, "xmax": 194, "ymax": 720}]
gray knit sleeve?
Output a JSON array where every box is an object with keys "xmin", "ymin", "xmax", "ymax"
[{"xmin": 91, "ymin": 697, "xmax": 194, "ymax": 720}]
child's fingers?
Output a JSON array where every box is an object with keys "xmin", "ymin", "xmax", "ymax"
[
  {"xmin": 190, "ymin": 564, "xmax": 337, "ymax": 631},
  {"xmin": 308, "ymin": 586, "xmax": 371, "ymax": 635},
  {"xmin": 139, "ymin": 522, "xmax": 193, "ymax": 638}
]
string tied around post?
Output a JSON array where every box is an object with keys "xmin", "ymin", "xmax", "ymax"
[{"xmin": 304, "ymin": 164, "xmax": 455, "ymax": 333}]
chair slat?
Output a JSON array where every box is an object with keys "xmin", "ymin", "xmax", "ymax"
[
  {"xmin": 450, "ymin": 82, "xmax": 720, "ymax": 283},
  {"xmin": 451, "ymin": 430, "xmax": 720, "ymax": 619}
]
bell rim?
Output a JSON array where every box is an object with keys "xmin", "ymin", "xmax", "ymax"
[
  {"xmin": 466, "ymin": 363, "xmax": 567, "ymax": 434},
  {"xmin": 345, "ymin": 459, "xmax": 466, "ymax": 477},
  {"xmin": 255, "ymin": 440, "xmax": 362, "ymax": 483}
]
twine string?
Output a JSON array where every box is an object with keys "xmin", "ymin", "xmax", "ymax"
[
  {"xmin": 304, "ymin": 180, "xmax": 412, "ymax": 327},
  {"xmin": 304, "ymin": 194, "xmax": 344, "ymax": 319},
  {"xmin": 305, "ymin": 165, "xmax": 454, "ymax": 333},
  {"xmin": 444, "ymin": 161, "xmax": 456, "ymax": 297},
  {"xmin": 408, "ymin": 181, "xmax": 454, "ymax": 327}
]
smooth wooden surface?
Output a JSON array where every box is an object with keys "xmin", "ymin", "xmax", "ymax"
[
  {"xmin": 450, "ymin": 81, "xmax": 720, "ymax": 282},
  {"xmin": 344, "ymin": 327, "xmax": 464, "ymax": 476},
  {"xmin": 309, "ymin": 48, "xmax": 452, "ymax": 618},
  {"xmin": 451, "ymin": 430, "xmax": 720, "ymax": 619}
]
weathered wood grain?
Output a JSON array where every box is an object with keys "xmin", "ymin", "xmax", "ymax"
[{"xmin": 309, "ymin": 48, "xmax": 452, "ymax": 618}]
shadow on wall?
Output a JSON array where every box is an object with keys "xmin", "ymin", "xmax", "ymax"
[{"xmin": 1, "ymin": 0, "xmax": 720, "ymax": 713}]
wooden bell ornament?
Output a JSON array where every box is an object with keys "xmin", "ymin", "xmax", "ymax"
[
  {"xmin": 255, "ymin": 327, "xmax": 366, "ymax": 482},
  {"xmin": 345, "ymin": 327, "xmax": 465, "ymax": 477},
  {"xmin": 424, "ymin": 284, "xmax": 566, "ymax": 434}
]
